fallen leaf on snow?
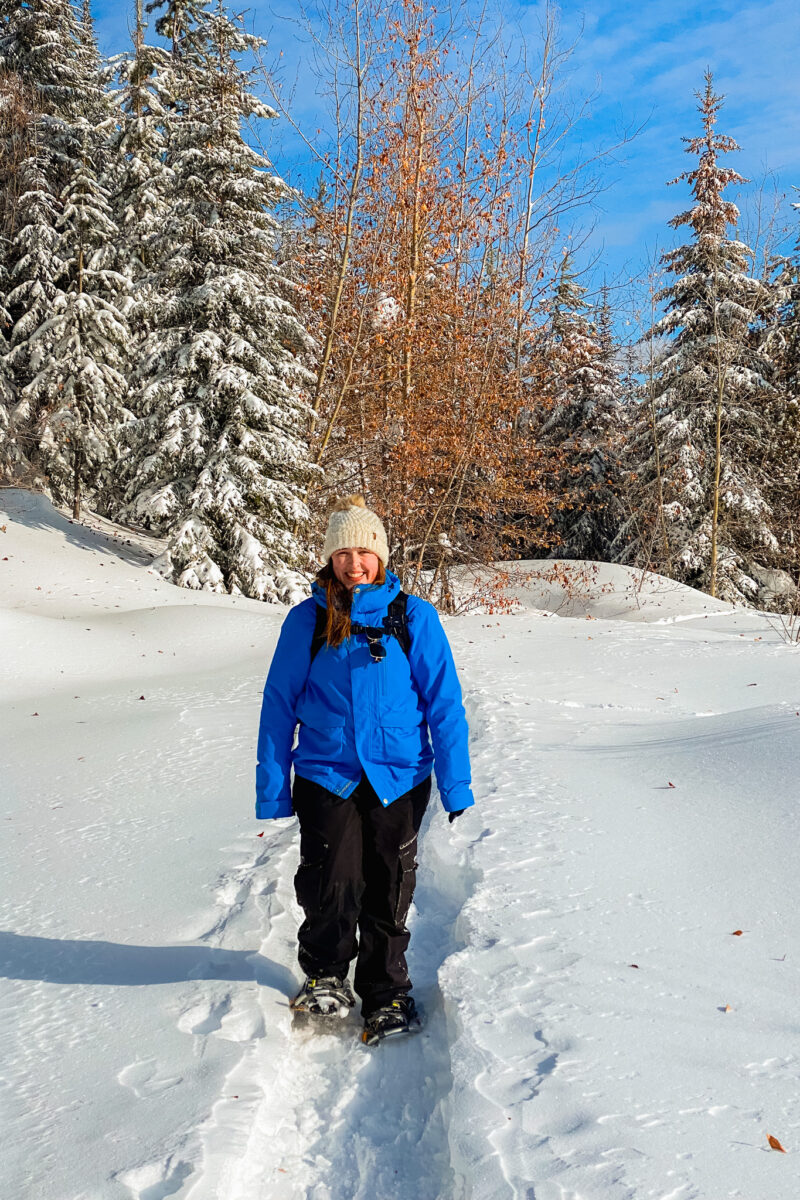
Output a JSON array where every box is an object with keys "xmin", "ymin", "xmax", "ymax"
[
  {"xmin": 767, "ymin": 1134, "xmax": 786, "ymax": 1153},
  {"xmin": 731, "ymin": 930, "xmax": 744, "ymax": 936}
]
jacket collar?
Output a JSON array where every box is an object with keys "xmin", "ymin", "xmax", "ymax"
[{"xmin": 311, "ymin": 570, "xmax": 401, "ymax": 621}]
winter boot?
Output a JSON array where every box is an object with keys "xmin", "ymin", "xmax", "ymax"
[
  {"xmin": 291, "ymin": 975, "xmax": 356, "ymax": 1018},
  {"xmin": 361, "ymin": 996, "xmax": 419, "ymax": 1044}
]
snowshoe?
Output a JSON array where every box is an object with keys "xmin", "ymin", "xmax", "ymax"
[
  {"xmin": 361, "ymin": 996, "xmax": 420, "ymax": 1045},
  {"xmin": 290, "ymin": 975, "xmax": 356, "ymax": 1019}
]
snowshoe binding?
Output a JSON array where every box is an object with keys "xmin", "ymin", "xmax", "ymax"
[
  {"xmin": 291, "ymin": 975, "xmax": 356, "ymax": 1019},
  {"xmin": 361, "ymin": 996, "xmax": 420, "ymax": 1045}
]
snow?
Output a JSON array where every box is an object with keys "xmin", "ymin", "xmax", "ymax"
[{"xmin": 2, "ymin": 486, "xmax": 799, "ymax": 1200}]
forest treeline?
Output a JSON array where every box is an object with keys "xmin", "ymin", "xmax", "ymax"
[{"xmin": 1, "ymin": 0, "xmax": 798, "ymax": 610}]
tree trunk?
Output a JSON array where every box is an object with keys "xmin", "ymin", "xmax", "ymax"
[{"xmin": 73, "ymin": 446, "xmax": 82, "ymax": 520}]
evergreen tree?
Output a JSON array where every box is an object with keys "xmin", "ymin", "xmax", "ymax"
[
  {"xmin": 764, "ymin": 196, "xmax": 800, "ymax": 403},
  {"xmin": 1, "ymin": 148, "xmax": 63, "ymax": 475},
  {"xmin": 106, "ymin": 0, "xmax": 172, "ymax": 282},
  {"xmin": 122, "ymin": 0, "xmax": 315, "ymax": 601},
  {"xmin": 75, "ymin": 0, "xmax": 108, "ymax": 127},
  {"xmin": 0, "ymin": 0, "xmax": 111, "ymax": 485},
  {"xmin": 760, "ymin": 207, "xmax": 800, "ymax": 591},
  {"xmin": 540, "ymin": 258, "xmax": 625, "ymax": 560},
  {"xmin": 23, "ymin": 129, "xmax": 130, "ymax": 517},
  {"xmin": 617, "ymin": 74, "xmax": 775, "ymax": 603},
  {"xmin": 103, "ymin": 0, "xmax": 173, "ymax": 518}
]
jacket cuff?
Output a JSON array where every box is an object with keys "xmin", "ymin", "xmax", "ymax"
[
  {"xmin": 439, "ymin": 785, "xmax": 475, "ymax": 814},
  {"xmin": 256, "ymin": 796, "xmax": 294, "ymax": 820}
]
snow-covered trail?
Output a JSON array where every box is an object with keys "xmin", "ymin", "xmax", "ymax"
[
  {"xmin": 192, "ymin": 818, "xmax": 471, "ymax": 1200},
  {"xmin": 3, "ymin": 490, "xmax": 800, "ymax": 1200}
]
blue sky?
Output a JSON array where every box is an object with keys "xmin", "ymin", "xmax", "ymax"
[{"xmin": 93, "ymin": 0, "xmax": 800, "ymax": 320}]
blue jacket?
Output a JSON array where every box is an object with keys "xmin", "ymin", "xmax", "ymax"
[{"xmin": 256, "ymin": 571, "xmax": 474, "ymax": 818}]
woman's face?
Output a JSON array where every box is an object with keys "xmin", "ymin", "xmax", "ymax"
[{"xmin": 331, "ymin": 548, "xmax": 381, "ymax": 589}]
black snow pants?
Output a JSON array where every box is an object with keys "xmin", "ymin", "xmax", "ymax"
[{"xmin": 292, "ymin": 773, "xmax": 431, "ymax": 1016}]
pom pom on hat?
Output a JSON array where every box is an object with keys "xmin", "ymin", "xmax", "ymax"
[
  {"xmin": 331, "ymin": 494, "xmax": 367, "ymax": 513},
  {"xmin": 322, "ymin": 495, "xmax": 389, "ymax": 567}
]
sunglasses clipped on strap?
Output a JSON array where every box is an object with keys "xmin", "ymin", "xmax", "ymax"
[{"xmin": 350, "ymin": 622, "xmax": 389, "ymax": 662}]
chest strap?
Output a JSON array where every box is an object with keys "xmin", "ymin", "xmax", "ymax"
[{"xmin": 310, "ymin": 591, "xmax": 410, "ymax": 664}]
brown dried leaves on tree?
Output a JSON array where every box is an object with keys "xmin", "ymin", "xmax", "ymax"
[{"xmin": 293, "ymin": 0, "xmax": 577, "ymax": 606}]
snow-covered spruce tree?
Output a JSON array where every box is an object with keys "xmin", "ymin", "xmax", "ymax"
[
  {"xmin": 616, "ymin": 74, "xmax": 775, "ymax": 603},
  {"xmin": 105, "ymin": 0, "xmax": 172, "ymax": 285},
  {"xmin": 101, "ymin": 0, "xmax": 174, "ymax": 516},
  {"xmin": 74, "ymin": 0, "xmax": 108, "ymax": 128},
  {"xmin": 0, "ymin": 0, "xmax": 111, "ymax": 485},
  {"xmin": 0, "ymin": 67, "xmax": 24, "ymax": 461},
  {"xmin": 1, "ymin": 158, "xmax": 64, "ymax": 479},
  {"xmin": 539, "ymin": 257, "xmax": 626, "ymax": 560},
  {"xmin": 122, "ymin": 0, "xmax": 315, "ymax": 601},
  {"xmin": 760, "ymin": 206, "xmax": 800, "ymax": 591},
  {"xmin": 21, "ymin": 129, "xmax": 130, "ymax": 518}
]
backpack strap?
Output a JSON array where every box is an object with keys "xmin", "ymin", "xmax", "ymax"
[
  {"xmin": 309, "ymin": 591, "xmax": 411, "ymax": 665},
  {"xmin": 383, "ymin": 591, "xmax": 411, "ymax": 657}
]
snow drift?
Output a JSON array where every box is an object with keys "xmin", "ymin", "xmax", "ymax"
[{"xmin": 2, "ymin": 487, "xmax": 799, "ymax": 1200}]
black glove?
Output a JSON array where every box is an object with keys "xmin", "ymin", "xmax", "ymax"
[{"xmin": 448, "ymin": 809, "xmax": 465, "ymax": 824}]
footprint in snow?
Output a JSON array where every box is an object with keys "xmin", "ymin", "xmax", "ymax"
[
  {"xmin": 177, "ymin": 993, "xmax": 232, "ymax": 1036},
  {"xmin": 117, "ymin": 1058, "xmax": 182, "ymax": 1099},
  {"xmin": 116, "ymin": 1156, "xmax": 194, "ymax": 1200}
]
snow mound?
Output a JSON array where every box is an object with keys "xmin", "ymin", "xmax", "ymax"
[
  {"xmin": 470, "ymin": 559, "xmax": 741, "ymax": 623},
  {"xmin": 0, "ymin": 486, "xmax": 274, "ymax": 617}
]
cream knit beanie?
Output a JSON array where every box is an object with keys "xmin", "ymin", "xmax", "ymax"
[{"xmin": 322, "ymin": 495, "xmax": 390, "ymax": 567}]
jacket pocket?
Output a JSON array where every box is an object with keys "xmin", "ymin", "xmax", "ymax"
[
  {"xmin": 378, "ymin": 724, "xmax": 427, "ymax": 768},
  {"xmin": 394, "ymin": 837, "xmax": 419, "ymax": 926},
  {"xmin": 295, "ymin": 721, "xmax": 345, "ymax": 766}
]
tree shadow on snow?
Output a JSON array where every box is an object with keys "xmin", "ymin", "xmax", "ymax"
[
  {"xmin": 0, "ymin": 930, "xmax": 296, "ymax": 995},
  {"xmin": 0, "ymin": 487, "xmax": 155, "ymax": 567}
]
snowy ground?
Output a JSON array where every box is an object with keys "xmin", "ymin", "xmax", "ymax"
[{"xmin": 2, "ymin": 486, "xmax": 799, "ymax": 1200}]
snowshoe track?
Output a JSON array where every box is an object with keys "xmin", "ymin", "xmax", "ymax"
[
  {"xmin": 176, "ymin": 799, "xmax": 478, "ymax": 1200},
  {"xmin": 117, "ymin": 628, "xmax": 568, "ymax": 1200}
]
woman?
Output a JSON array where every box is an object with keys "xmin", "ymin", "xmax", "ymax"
[{"xmin": 256, "ymin": 496, "xmax": 473, "ymax": 1044}]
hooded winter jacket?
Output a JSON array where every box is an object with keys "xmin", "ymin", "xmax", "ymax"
[{"xmin": 256, "ymin": 570, "xmax": 474, "ymax": 819}]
